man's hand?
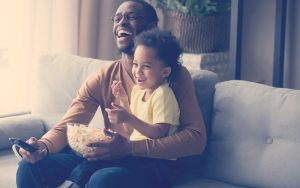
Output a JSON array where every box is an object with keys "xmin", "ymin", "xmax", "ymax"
[
  {"xmin": 19, "ymin": 137, "xmax": 48, "ymax": 164},
  {"xmin": 83, "ymin": 129, "xmax": 132, "ymax": 161}
]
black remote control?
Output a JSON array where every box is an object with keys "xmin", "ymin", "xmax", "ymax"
[{"xmin": 9, "ymin": 137, "xmax": 37, "ymax": 153}]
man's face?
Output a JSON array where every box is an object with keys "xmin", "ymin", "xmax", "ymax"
[{"xmin": 112, "ymin": 1, "xmax": 149, "ymax": 54}]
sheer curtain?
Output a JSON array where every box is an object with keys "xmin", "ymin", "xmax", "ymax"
[
  {"xmin": 0, "ymin": 0, "xmax": 122, "ymax": 116},
  {"xmin": 78, "ymin": 0, "xmax": 122, "ymax": 59}
]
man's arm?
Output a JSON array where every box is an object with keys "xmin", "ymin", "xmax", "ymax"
[
  {"xmin": 40, "ymin": 69, "xmax": 106, "ymax": 153},
  {"xmin": 129, "ymin": 122, "xmax": 170, "ymax": 139}
]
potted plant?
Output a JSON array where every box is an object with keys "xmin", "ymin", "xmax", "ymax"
[{"xmin": 149, "ymin": 0, "xmax": 231, "ymax": 53}]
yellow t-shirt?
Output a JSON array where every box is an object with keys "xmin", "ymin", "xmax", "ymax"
[{"xmin": 129, "ymin": 82, "xmax": 180, "ymax": 141}]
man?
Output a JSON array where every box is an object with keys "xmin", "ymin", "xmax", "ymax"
[{"xmin": 16, "ymin": 1, "xmax": 206, "ymax": 187}]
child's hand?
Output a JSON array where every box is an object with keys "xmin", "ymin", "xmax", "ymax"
[
  {"xmin": 105, "ymin": 103, "xmax": 132, "ymax": 124},
  {"xmin": 111, "ymin": 80, "xmax": 127, "ymax": 99}
]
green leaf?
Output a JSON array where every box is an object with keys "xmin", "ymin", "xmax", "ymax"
[{"xmin": 151, "ymin": 0, "xmax": 231, "ymax": 16}]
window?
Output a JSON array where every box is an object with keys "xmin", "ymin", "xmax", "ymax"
[
  {"xmin": 0, "ymin": 0, "xmax": 79, "ymax": 116},
  {"xmin": 0, "ymin": 1, "xmax": 30, "ymax": 115}
]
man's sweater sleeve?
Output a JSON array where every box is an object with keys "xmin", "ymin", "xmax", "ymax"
[{"xmin": 40, "ymin": 71, "xmax": 103, "ymax": 153}]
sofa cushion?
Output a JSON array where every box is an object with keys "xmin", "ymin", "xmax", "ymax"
[
  {"xmin": 173, "ymin": 174, "xmax": 243, "ymax": 188},
  {"xmin": 0, "ymin": 114, "xmax": 45, "ymax": 149},
  {"xmin": 190, "ymin": 69, "xmax": 219, "ymax": 134},
  {"xmin": 31, "ymin": 54, "xmax": 113, "ymax": 129},
  {"xmin": 176, "ymin": 70, "xmax": 218, "ymax": 174},
  {"xmin": 203, "ymin": 80, "xmax": 300, "ymax": 188},
  {"xmin": 0, "ymin": 149, "xmax": 19, "ymax": 188}
]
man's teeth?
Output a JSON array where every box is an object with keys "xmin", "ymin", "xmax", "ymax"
[{"xmin": 117, "ymin": 30, "xmax": 132, "ymax": 37}]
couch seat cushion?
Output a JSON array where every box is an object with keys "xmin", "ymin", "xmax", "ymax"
[
  {"xmin": 173, "ymin": 173, "xmax": 244, "ymax": 188},
  {"xmin": 0, "ymin": 149, "xmax": 19, "ymax": 188}
]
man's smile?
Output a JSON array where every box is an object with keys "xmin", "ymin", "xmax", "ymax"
[{"xmin": 117, "ymin": 29, "xmax": 133, "ymax": 38}]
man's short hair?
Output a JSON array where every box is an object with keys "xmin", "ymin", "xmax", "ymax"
[{"xmin": 126, "ymin": 0, "xmax": 159, "ymax": 26}]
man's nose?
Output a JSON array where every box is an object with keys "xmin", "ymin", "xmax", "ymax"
[{"xmin": 118, "ymin": 15, "xmax": 129, "ymax": 25}]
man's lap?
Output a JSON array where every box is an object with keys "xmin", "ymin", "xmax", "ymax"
[
  {"xmin": 18, "ymin": 148, "xmax": 173, "ymax": 187},
  {"xmin": 82, "ymin": 156, "xmax": 173, "ymax": 188}
]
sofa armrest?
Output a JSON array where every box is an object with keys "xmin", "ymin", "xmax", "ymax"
[{"xmin": 0, "ymin": 114, "xmax": 46, "ymax": 150}]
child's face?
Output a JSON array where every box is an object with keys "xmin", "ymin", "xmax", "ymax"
[{"xmin": 132, "ymin": 45, "xmax": 171, "ymax": 92}]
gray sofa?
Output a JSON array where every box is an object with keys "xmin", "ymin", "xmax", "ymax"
[{"xmin": 1, "ymin": 54, "xmax": 299, "ymax": 188}]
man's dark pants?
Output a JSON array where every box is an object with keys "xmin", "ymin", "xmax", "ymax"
[{"xmin": 16, "ymin": 147, "xmax": 174, "ymax": 188}]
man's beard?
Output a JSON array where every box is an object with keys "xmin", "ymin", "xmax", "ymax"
[
  {"xmin": 118, "ymin": 43, "xmax": 134, "ymax": 55},
  {"xmin": 117, "ymin": 27, "xmax": 148, "ymax": 55}
]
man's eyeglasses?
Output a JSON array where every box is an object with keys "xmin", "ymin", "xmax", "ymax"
[{"xmin": 111, "ymin": 12, "xmax": 144, "ymax": 23}]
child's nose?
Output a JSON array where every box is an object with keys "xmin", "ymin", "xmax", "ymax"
[{"xmin": 135, "ymin": 67, "xmax": 143, "ymax": 75}]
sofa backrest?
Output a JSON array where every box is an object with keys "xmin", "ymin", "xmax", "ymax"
[
  {"xmin": 203, "ymin": 80, "xmax": 300, "ymax": 187},
  {"xmin": 32, "ymin": 54, "xmax": 219, "ymax": 135},
  {"xmin": 176, "ymin": 69, "xmax": 219, "ymax": 173},
  {"xmin": 190, "ymin": 70, "xmax": 219, "ymax": 135},
  {"xmin": 31, "ymin": 54, "xmax": 113, "ymax": 129}
]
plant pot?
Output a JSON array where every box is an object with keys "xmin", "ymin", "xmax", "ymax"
[{"xmin": 161, "ymin": 10, "xmax": 230, "ymax": 53}]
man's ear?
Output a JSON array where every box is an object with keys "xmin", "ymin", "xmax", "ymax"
[{"xmin": 162, "ymin": 67, "xmax": 171, "ymax": 78}]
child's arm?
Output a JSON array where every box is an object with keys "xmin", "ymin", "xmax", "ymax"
[
  {"xmin": 125, "ymin": 115, "xmax": 170, "ymax": 139},
  {"xmin": 105, "ymin": 103, "xmax": 170, "ymax": 139}
]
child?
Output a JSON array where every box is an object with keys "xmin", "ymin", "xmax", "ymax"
[
  {"xmin": 107, "ymin": 28, "xmax": 182, "ymax": 141},
  {"xmin": 59, "ymin": 29, "xmax": 183, "ymax": 188}
]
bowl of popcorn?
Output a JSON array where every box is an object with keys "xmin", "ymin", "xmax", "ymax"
[{"xmin": 66, "ymin": 123, "xmax": 111, "ymax": 156}]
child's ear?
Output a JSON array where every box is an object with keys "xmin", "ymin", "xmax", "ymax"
[{"xmin": 162, "ymin": 67, "xmax": 171, "ymax": 78}]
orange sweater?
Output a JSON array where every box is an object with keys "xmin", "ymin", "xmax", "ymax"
[{"xmin": 40, "ymin": 60, "xmax": 206, "ymax": 159}]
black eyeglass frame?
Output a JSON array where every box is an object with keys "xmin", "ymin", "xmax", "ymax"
[{"xmin": 111, "ymin": 12, "xmax": 145, "ymax": 23}]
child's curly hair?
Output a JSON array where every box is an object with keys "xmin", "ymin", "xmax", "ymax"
[{"xmin": 134, "ymin": 28, "xmax": 183, "ymax": 82}]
